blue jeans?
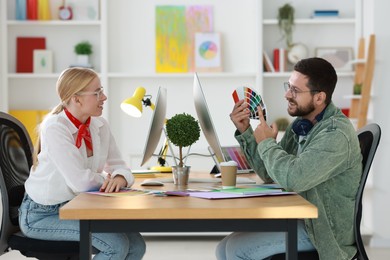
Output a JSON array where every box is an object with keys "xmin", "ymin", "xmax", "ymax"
[
  {"xmin": 19, "ymin": 194, "xmax": 146, "ymax": 260},
  {"xmin": 216, "ymin": 220, "xmax": 315, "ymax": 260}
]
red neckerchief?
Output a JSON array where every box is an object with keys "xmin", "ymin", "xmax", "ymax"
[{"xmin": 64, "ymin": 108, "xmax": 93, "ymax": 151}]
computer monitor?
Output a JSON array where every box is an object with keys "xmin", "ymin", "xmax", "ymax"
[
  {"xmin": 140, "ymin": 87, "xmax": 167, "ymax": 167},
  {"xmin": 193, "ymin": 73, "xmax": 225, "ymax": 164}
]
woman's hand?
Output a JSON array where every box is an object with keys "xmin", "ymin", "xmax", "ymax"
[{"xmin": 99, "ymin": 174, "xmax": 127, "ymax": 192}]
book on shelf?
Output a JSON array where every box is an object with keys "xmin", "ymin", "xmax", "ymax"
[
  {"xmin": 16, "ymin": 0, "xmax": 27, "ymax": 20},
  {"xmin": 37, "ymin": 0, "xmax": 52, "ymax": 20},
  {"xmin": 27, "ymin": 0, "xmax": 38, "ymax": 20},
  {"xmin": 312, "ymin": 10, "xmax": 340, "ymax": 18},
  {"xmin": 273, "ymin": 48, "xmax": 287, "ymax": 72},
  {"xmin": 263, "ymin": 51, "xmax": 275, "ymax": 72},
  {"xmin": 16, "ymin": 37, "xmax": 46, "ymax": 73}
]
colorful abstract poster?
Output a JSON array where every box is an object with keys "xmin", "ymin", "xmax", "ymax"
[{"xmin": 155, "ymin": 5, "xmax": 213, "ymax": 73}]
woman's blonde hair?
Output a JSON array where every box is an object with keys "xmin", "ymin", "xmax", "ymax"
[{"xmin": 32, "ymin": 67, "xmax": 99, "ymax": 168}]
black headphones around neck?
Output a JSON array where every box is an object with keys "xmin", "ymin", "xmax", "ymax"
[{"xmin": 292, "ymin": 109, "xmax": 326, "ymax": 136}]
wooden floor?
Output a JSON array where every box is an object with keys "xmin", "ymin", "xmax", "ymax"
[{"xmin": 1, "ymin": 235, "xmax": 389, "ymax": 259}]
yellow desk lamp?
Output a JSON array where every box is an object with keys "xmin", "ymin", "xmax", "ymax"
[{"xmin": 121, "ymin": 87, "xmax": 172, "ymax": 173}]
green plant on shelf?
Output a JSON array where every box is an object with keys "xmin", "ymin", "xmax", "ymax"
[
  {"xmin": 74, "ymin": 41, "xmax": 93, "ymax": 55},
  {"xmin": 354, "ymin": 83, "xmax": 362, "ymax": 95},
  {"xmin": 277, "ymin": 3, "xmax": 295, "ymax": 49}
]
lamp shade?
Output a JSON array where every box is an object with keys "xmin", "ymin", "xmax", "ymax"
[{"xmin": 120, "ymin": 87, "xmax": 146, "ymax": 117}]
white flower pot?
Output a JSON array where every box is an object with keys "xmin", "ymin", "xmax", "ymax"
[{"xmin": 76, "ymin": 54, "xmax": 90, "ymax": 66}]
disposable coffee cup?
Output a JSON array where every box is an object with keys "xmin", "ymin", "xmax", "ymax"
[{"xmin": 220, "ymin": 161, "xmax": 238, "ymax": 189}]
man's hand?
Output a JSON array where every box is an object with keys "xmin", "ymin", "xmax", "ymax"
[
  {"xmin": 230, "ymin": 99, "xmax": 250, "ymax": 133},
  {"xmin": 254, "ymin": 106, "xmax": 278, "ymax": 143},
  {"xmin": 100, "ymin": 174, "xmax": 127, "ymax": 193}
]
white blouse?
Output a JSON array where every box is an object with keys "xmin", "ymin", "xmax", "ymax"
[{"xmin": 25, "ymin": 111, "xmax": 134, "ymax": 205}]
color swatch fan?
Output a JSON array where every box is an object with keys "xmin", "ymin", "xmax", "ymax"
[{"xmin": 232, "ymin": 87, "xmax": 267, "ymax": 120}]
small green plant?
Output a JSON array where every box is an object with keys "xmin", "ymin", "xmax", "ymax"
[
  {"xmin": 275, "ymin": 117, "xmax": 290, "ymax": 131},
  {"xmin": 166, "ymin": 113, "xmax": 200, "ymax": 167},
  {"xmin": 74, "ymin": 41, "xmax": 93, "ymax": 55},
  {"xmin": 353, "ymin": 83, "xmax": 362, "ymax": 95},
  {"xmin": 277, "ymin": 3, "xmax": 295, "ymax": 49}
]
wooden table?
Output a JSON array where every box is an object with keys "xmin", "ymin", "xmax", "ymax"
[{"xmin": 60, "ymin": 173, "xmax": 318, "ymax": 260}]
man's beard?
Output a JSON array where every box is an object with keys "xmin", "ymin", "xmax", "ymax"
[{"xmin": 287, "ymin": 98, "xmax": 315, "ymax": 117}]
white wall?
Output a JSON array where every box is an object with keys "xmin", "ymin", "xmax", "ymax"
[
  {"xmin": 366, "ymin": 0, "xmax": 390, "ymax": 248},
  {"xmin": 105, "ymin": 0, "xmax": 259, "ymax": 171}
]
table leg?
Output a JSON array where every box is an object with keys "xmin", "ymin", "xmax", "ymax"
[
  {"xmin": 80, "ymin": 220, "xmax": 92, "ymax": 260},
  {"xmin": 285, "ymin": 219, "xmax": 298, "ymax": 260}
]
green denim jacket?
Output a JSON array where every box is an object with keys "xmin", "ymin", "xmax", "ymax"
[{"xmin": 235, "ymin": 102, "xmax": 362, "ymax": 260}]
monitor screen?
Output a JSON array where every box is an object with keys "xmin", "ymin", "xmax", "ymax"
[
  {"xmin": 193, "ymin": 73, "xmax": 225, "ymax": 163},
  {"xmin": 140, "ymin": 87, "xmax": 167, "ymax": 166}
]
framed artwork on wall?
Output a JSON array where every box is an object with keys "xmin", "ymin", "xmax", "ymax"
[
  {"xmin": 194, "ymin": 33, "xmax": 222, "ymax": 72},
  {"xmin": 155, "ymin": 5, "xmax": 214, "ymax": 73},
  {"xmin": 315, "ymin": 47, "xmax": 354, "ymax": 71},
  {"xmin": 33, "ymin": 50, "xmax": 53, "ymax": 73}
]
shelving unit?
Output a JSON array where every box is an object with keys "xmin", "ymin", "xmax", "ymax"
[
  {"xmin": 0, "ymin": 0, "xmax": 107, "ymax": 112},
  {"xmin": 0, "ymin": 0, "xmax": 362, "ymax": 171},
  {"xmin": 260, "ymin": 0, "xmax": 362, "ymax": 121}
]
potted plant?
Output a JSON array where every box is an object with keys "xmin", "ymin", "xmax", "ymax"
[
  {"xmin": 275, "ymin": 117, "xmax": 290, "ymax": 142},
  {"xmin": 166, "ymin": 113, "xmax": 200, "ymax": 167},
  {"xmin": 166, "ymin": 113, "xmax": 200, "ymax": 185},
  {"xmin": 74, "ymin": 41, "xmax": 92, "ymax": 67},
  {"xmin": 277, "ymin": 3, "xmax": 295, "ymax": 49},
  {"xmin": 275, "ymin": 117, "xmax": 290, "ymax": 132},
  {"xmin": 277, "ymin": 3, "xmax": 308, "ymax": 64}
]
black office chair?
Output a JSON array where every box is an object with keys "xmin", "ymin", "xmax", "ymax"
[
  {"xmin": 0, "ymin": 111, "xmax": 81, "ymax": 259},
  {"xmin": 271, "ymin": 123, "xmax": 381, "ymax": 260}
]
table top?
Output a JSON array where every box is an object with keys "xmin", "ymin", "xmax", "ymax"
[{"xmin": 60, "ymin": 173, "xmax": 318, "ymax": 221}]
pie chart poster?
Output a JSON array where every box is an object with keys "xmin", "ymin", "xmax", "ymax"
[{"xmin": 195, "ymin": 33, "xmax": 222, "ymax": 72}]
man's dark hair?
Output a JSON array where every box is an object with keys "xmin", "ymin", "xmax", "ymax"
[{"xmin": 294, "ymin": 57, "xmax": 337, "ymax": 105}]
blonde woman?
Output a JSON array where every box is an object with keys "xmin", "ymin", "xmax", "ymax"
[{"xmin": 18, "ymin": 67, "xmax": 145, "ymax": 259}]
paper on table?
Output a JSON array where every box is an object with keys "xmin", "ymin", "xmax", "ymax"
[
  {"xmin": 187, "ymin": 190, "xmax": 295, "ymax": 199},
  {"xmin": 148, "ymin": 177, "xmax": 256, "ymax": 184},
  {"xmin": 86, "ymin": 189, "xmax": 148, "ymax": 197},
  {"xmin": 221, "ymin": 187, "xmax": 283, "ymax": 195},
  {"xmin": 165, "ymin": 189, "xmax": 296, "ymax": 199}
]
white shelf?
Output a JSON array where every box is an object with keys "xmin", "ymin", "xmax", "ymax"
[
  {"xmin": 263, "ymin": 18, "xmax": 355, "ymax": 25},
  {"xmin": 108, "ymin": 72, "xmax": 257, "ymax": 79},
  {"xmin": 343, "ymin": 95, "xmax": 362, "ymax": 100},
  {"xmin": 8, "ymin": 73, "xmax": 60, "ymax": 79},
  {"xmin": 7, "ymin": 20, "xmax": 101, "ymax": 26},
  {"xmin": 8, "ymin": 73, "xmax": 104, "ymax": 79},
  {"xmin": 263, "ymin": 71, "xmax": 354, "ymax": 78},
  {"xmin": 263, "ymin": 72, "xmax": 292, "ymax": 78}
]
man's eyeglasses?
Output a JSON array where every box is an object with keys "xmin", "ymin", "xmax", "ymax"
[
  {"xmin": 283, "ymin": 82, "xmax": 320, "ymax": 99},
  {"xmin": 76, "ymin": 87, "xmax": 105, "ymax": 101}
]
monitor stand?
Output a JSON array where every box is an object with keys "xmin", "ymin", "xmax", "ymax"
[{"xmin": 210, "ymin": 165, "xmax": 220, "ymax": 174}]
